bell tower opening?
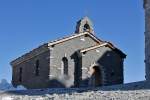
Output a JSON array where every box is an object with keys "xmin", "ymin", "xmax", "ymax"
[{"xmin": 83, "ymin": 23, "xmax": 90, "ymax": 32}]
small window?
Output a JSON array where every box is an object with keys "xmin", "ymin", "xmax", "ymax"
[
  {"xmin": 19, "ymin": 67, "xmax": 22, "ymax": 82},
  {"xmin": 84, "ymin": 34, "xmax": 88, "ymax": 37},
  {"xmin": 51, "ymin": 45, "xmax": 55, "ymax": 48},
  {"xmin": 111, "ymin": 70, "xmax": 115, "ymax": 76},
  {"xmin": 83, "ymin": 51, "xmax": 87, "ymax": 55},
  {"xmin": 35, "ymin": 60, "xmax": 40, "ymax": 76},
  {"xmin": 62, "ymin": 57, "xmax": 68, "ymax": 75}
]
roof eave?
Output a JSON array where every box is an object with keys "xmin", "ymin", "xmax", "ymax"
[{"xmin": 48, "ymin": 32, "xmax": 103, "ymax": 46}]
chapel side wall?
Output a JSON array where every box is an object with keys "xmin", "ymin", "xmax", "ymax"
[
  {"xmin": 12, "ymin": 50, "xmax": 50, "ymax": 89},
  {"xmin": 49, "ymin": 35, "xmax": 99, "ymax": 87},
  {"xmin": 81, "ymin": 46, "xmax": 124, "ymax": 86}
]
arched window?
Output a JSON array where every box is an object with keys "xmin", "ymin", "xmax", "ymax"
[
  {"xmin": 83, "ymin": 23, "xmax": 90, "ymax": 32},
  {"xmin": 62, "ymin": 57, "xmax": 68, "ymax": 75},
  {"xmin": 35, "ymin": 60, "xmax": 40, "ymax": 76},
  {"xmin": 19, "ymin": 67, "xmax": 22, "ymax": 82}
]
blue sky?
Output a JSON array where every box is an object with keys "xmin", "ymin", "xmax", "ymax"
[{"xmin": 0, "ymin": 0, "xmax": 144, "ymax": 83}]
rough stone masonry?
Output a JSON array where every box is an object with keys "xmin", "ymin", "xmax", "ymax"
[{"xmin": 144, "ymin": 0, "xmax": 150, "ymax": 81}]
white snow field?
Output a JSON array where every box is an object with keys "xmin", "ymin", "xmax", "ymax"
[{"xmin": 1, "ymin": 80, "xmax": 150, "ymax": 100}]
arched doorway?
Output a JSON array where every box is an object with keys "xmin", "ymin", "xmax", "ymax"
[{"xmin": 88, "ymin": 65, "xmax": 102, "ymax": 87}]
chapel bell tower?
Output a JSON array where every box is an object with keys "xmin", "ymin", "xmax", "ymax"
[{"xmin": 75, "ymin": 17, "xmax": 94, "ymax": 34}]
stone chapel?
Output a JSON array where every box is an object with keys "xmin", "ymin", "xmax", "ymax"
[{"xmin": 11, "ymin": 17, "xmax": 126, "ymax": 89}]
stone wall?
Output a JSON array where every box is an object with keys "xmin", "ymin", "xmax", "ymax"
[
  {"xmin": 144, "ymin": 0, "xmax": 150, "ymax": 80},
  {"xmin": 48, "ymin": 35, "xmax": 98, "ymax": 87},
  {"xmin": 12, "ymin": 49, "xmax": 50, "ymax": 89},
  {"xmin": 81, "ymin": 46, "xmax": 123, "ymax": 86}
]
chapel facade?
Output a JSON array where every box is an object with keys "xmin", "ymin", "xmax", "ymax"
[{"xmin": 11, "ymin": 17, "xmax": 126, "ymax": 89}]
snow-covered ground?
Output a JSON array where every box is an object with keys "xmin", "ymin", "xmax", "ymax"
[{"xmin": 1, "ymin": 80, "xmax": 150, "ymax": 100}]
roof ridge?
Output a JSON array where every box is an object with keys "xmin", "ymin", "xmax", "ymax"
[{"xmin": 48, "ymin": 32, "xmax": 103, "ymax": 46}]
